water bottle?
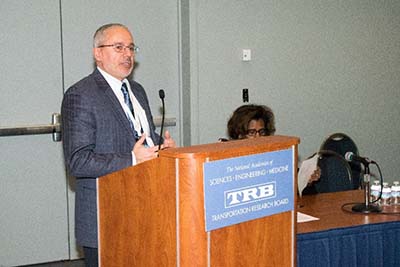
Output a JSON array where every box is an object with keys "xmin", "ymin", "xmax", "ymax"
[
  {"xmin": 380, "ymin": 182, "xmax": 391, "ymax": 206},
  {"xmin": 391, "ymin": 181, "xmax": 400, "ymax": 205},
  {"xmin": 370, "ymin": 180, "xmax": 381, "ymax": 203}
]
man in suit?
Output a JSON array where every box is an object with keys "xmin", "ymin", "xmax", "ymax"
[{"xmin": 61, "ymin": 23, "xmax": 176, "ymax": 267}]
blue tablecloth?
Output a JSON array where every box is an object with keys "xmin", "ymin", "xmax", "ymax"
[{"xmin": 297, "ymin": 221, "xmax": 400, "ymax": 267}]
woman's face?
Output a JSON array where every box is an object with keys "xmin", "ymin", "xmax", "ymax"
[{"xmin": 241, "ymin": 119, "xmax": 267, "ymax": 139}]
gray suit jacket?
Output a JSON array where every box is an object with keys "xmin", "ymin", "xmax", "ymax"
[{"xmin": 61, "ymin": 69, "xmax": 160, "ymax": 248}]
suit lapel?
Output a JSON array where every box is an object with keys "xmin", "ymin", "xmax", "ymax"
[{"xmin": 92, "ymin": 69, "xmax": 135, "ymax": 136}]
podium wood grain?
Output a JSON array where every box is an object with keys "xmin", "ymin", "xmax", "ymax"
[{"xmin": 99, "ymin": 135, "xmax": 299, "ymax": 266}]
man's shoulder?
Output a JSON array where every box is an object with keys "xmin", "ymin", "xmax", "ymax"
[
  {"xmin": 129, "ymin": 80, "xmax": 147, "ymax": 96},
  {"xmin": 65, "ymin": 71, "xmax": 99, "ymax": 95},
  {"xmin": 129, "ymin": 79, "xmax": 144, "ymax": 89}
]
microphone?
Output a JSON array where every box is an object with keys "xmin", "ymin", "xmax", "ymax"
[
  {"xmin": 345, "ymin": 151, "xmax": 381, "ymax": 213},
  {"xmin": 345, "ymin": 152, "xmax": 375, "ymax": 165},
  {"xmin": 158, "ymin": 89, "xmax": 165, "ymax": 152}
]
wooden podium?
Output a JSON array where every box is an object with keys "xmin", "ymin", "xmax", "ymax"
[{"xmin": 98, "ymin": 135, "xmax": 299, "ymax": 266}]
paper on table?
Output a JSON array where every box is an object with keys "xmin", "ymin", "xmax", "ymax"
[
  {"xmin": 297, "ymin": 212, "xmax": 320, "ymax": 223},
  {"xmin": 297, "ymin": 153, "xmax": 319, "ymax": 196}
]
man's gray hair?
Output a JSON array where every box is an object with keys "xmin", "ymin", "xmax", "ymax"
[{"xmin": 93, "ymin": 23, "xmax": 129, "ymax": 47}]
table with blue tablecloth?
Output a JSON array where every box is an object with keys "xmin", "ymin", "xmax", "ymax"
[{"xmin": 297, "ymin": 190, "xmax": 400, "ymax": 267}]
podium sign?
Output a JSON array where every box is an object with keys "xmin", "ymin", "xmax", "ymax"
[
  {"xmin": 98, "ymin": 136, "xmax": 299, "ymax": 266},
  {"xmin": 203, "ymin": 148, "xmax": 294, "ymax": 231}
]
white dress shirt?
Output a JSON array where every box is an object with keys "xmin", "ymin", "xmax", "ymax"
[{"xmin": 97, "ymin": 67, "xmax": 155, "ymax": 164}]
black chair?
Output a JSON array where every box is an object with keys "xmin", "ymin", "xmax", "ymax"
[
  {"xmin": 301, "ymin": 150, "xmax": 354, "ymax": 195},
  {"xmin": 314, "ymin": 150, "xmax": 354, "ymax": 193},
  {"xmin": 319, "ymin": 132, "xmax": 362, "ymax": 190}
]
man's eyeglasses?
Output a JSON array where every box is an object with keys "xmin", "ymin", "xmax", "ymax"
[
  {"xmin": 97, "ymin": 43, "xmax": 140, "ymax": 53},
  {"xmin": 246, "ymin": 128, "xmax": 268, "ymax": 137}
]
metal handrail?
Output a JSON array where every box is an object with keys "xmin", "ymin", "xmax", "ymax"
[
  {"xmin": 153, "ymin": 117, "xmax": 176, "ymax": 128},
  {"xmin": 0, "ymin": 113, "xmax": 61, "ymax": 141},
  {"xmin": 0, "ymin": 124, "xmax": 61, "ymax": 136},
  {"xmin": 0, "ymin": 114, "xmax": 176, "ymax": 141}
]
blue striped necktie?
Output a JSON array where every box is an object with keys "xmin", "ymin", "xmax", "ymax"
[
  {"xmin": 121, "ymin": 82, "xmax": 134, "ymax": 118},
  {"xmin": 120, "ymin": 82, "xmax": 140, "ymax": 140}
]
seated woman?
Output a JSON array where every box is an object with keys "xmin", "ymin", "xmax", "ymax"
[
  {"xmin": 224, "ymin": 104, "xmax": 320, "ymax": 190},
  {"xmin": 227, "ymin": 104, "xmax": 275, "ymax": 140}
]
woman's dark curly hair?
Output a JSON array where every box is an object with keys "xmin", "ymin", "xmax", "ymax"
[{"xmin": 227, "ymin": 104, "xmax": 276, "ymax": 139}]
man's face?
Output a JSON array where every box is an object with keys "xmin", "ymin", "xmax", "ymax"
[{"xmin": 93, "ymin": 26, "xmax": 135, "ymax": 81}]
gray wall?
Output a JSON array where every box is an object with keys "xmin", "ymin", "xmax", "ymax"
[
  {"xmin": 0, "ymin": 1, "xmax": 68, "ymax": 266},
  {"xmin": 189, "ymin": 0, "xmax": 400, "ymax": 182}
]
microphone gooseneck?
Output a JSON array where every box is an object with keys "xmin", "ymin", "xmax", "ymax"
[
  {"xmin": 344, "ymin": 151, "xmax": 381, "ymax": 213},
  {"xmin": 158, "ymin": 89, "xmax": 165, "ymax": 152}
]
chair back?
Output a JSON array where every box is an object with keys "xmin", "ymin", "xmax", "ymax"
[
  {"xmin": 314, "ymin": 150, "xmax": 354, "ymax": 193},
  {"xmin": 319, "ymin": 133, "xmax": 361, "ymax": 189}
]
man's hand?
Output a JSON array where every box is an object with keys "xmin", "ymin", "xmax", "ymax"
[
  {"xmin": 133, "ymin": 135, "xmax": 158, "ymax": 164},
  {"xmin": 161, "ymin": 130, "xmax": 176, "ymax": 149}
]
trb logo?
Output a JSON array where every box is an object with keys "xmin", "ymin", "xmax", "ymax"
[{"xmin": 224, "ymin": 182, "xmax": 276, "ymax": 208}]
